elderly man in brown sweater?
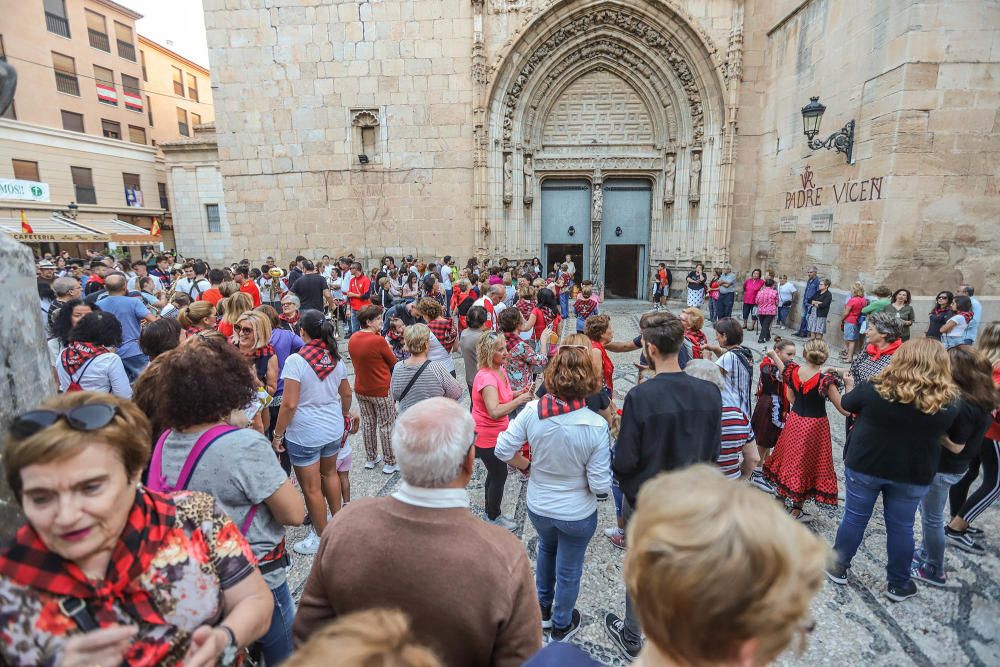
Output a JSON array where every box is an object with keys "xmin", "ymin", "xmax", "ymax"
[{"xmin": 292, "ymin": 397, "xmax": 543, "ymax": 666}]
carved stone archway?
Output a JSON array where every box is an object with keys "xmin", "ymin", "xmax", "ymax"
[{"xmin": 476, "ymin": 0, "xmax": 733, "ymax": 278}]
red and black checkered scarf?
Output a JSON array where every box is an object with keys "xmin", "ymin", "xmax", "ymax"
[
  {"xmin": 0, "ymin": 488, "xmax": 175, "ymax": 626},
  {"xmin": 427, "ymin": 318, "xmax": 457, "ymax": 352},
  {"xmin": 299, "ymin": 339, "xmax": 336, "ymax": 379},
  {"xmin": 537, "ymin": 394, "xmax": 587, "ymax": 419},
  {"xmin": 60, "ymin": 341, "xmax": 112, "ymax": 376},
  {"xmin": 573, "ymin": 297, "xmax": 598, "ymax": 320},
  {"xmin": 504, "ymin": 331, "xmax": 522, "ymax": 351},
  {"xmin": 238, "ymin": 343, "xmax": 275, "ymax": 359}
]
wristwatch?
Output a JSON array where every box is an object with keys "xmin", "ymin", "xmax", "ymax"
[{"xmin": 218, "ymin": 624, "xmax": 238, "ymax": 667}]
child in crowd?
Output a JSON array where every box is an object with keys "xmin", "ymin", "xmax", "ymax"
[
  {"xmin": 763, "ymin": 339, "xmax": 849, "ymax": 523},
  {"xmin": 749, "ymin": 338, "xmax": 795, "ymax": 493},
  {"xmin": 385, "ymin": 317, "xmax": 407, "ymax": 362},
  {"xmin": 573, "ymin": 280, "xmax": 601, "ymax": 332}
]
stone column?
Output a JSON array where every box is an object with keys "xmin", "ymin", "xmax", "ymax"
[
  {"xmin": 591, "ymin": 168, "xmax": 604, "ymax": 284},
  {"xmin": 0, "ymin": 234, "xmax": 55, "ymax": 532}
]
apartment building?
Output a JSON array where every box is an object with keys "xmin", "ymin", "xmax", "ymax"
[
  {"xmin": 0, "ymin": 0, "xmax": 171, "ymax": 254},
  {"xmin": 138, "ymin": 35, "xmax": 214, "ymax": 146}
]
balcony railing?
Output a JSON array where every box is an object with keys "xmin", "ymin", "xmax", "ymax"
[
  {"xmin": 45, "ymin": 12, "xmax": 70, "ymax": 38},
  {"xmin": 117, "ymin": 40, "xmax": 136, "ymax": 61},
  {"xmin": 75, "ymin": 185, "xmax": 97, "ymax": 205},
  {"xmin": 88, "ymin": 29, "xmax": 110, "ymax": 52},
  {"xmin": 55, "ymin": 71, "xmax": 80, "ymax": 96}
]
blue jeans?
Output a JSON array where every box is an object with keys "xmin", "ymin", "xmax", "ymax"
[
  {"xmin": 777, "ymin": 303, "xmax": 791, "ymax": 325},
  {"xmin": 120, "ymin": 353, "xmax": 149, "ymax": 382},
  {"xmin": 796, "ymin": 301, "xmax": 812, "ymax": 335},
  {"xmin": 559, "ymin": 291, "xmax": 570, "ymax": 319},
  {"xmin": 529, "ymin": 508, "xmax": 597, "ymax": 629},
  {"xmin": 445, "ymin": 288, "xmax": 453, "ymax": 315},
  {"xmin": 915, "ymin": 470, "xmax": 966, "ymax": 576},
  {"xmin": 349, "ymin": 312, "xmax": 361, "ymax": 335},
  {"xmin": 257, "ymin": 581, "xmax": 295, "ymax": 665},
  {"xmin": 833, "ymin": 467, "xmax": 930, "ymax": 587},
  {"xmin": 717, "ymin": 291, "xmax": 735, "ymax": 319}
]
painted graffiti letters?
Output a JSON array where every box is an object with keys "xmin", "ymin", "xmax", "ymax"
[{"xmin": 785, "ymin": 165, "xmax": 885, "ymax": 209}]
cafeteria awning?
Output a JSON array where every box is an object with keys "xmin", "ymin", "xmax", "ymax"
[
  {"xmin": 70, "ymin": 216, "xmax": 156, "ymax": 246},
  {"xmin": 0, "ymin": 214, "xmax": 111, "ymax": 243}
]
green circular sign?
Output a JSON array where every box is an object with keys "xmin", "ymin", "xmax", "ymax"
[{"xmin": 30, "ymin": 186, "xmax": 43, "ymax": 197}]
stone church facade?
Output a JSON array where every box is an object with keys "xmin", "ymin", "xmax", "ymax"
[{"xmin": 202, "ymin": 0, "xmax": 999, "ymax": 297}]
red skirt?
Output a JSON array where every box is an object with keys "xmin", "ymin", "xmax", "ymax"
[
  {"xmin": 750, "ymin": 395, "xmax": 783, "ymax": 450},
  {"xmin": 762, "ymin": 412, "xmax": 838, "ymax": 505}
]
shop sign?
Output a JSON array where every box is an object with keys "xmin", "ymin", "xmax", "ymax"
[{"xmin": 0, "ymin": 178, "xmax": 50, "ymax": 202}]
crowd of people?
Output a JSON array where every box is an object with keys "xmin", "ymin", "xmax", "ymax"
[{"xmin": 1, "ymin": 248, "xmax": 996, "ymax": 666}]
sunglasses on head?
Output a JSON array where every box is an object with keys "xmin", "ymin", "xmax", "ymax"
[{"xmin": 9, "ymin": 404, "xmax": 118, "ymax": 440}]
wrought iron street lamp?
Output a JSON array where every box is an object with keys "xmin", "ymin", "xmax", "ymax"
[{"xmin": 801, "ymin": 96, "xmax": 855, "ymax": 164}]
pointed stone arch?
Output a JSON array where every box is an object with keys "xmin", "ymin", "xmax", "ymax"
[{"xmin": 477, "ymin": 0, "xmax": 733, "ymax": 271}]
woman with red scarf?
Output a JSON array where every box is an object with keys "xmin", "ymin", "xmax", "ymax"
[
  {"xmin": 57, "ymin": 310, "xmax": 132, "ymax": 398},
  {"xmin": 277, "ymin": 293, "xmax": 301, "ymax": 335},
  {"xmin": 940, "ymin": 295, "xmax": 975, "ymax": 350},
  {"xmin": 680, "ymin": 307, "xmax": 710, "ymax": 362},
  {"xmin": 524, "ymin": 288, "xmax": 562, "ymax": 354},
  {"xmin": 272, "ymin": 310, "xmax": 356, "ymax": 557},
  {"xmin": 233, "ymin": 311, "xmax": 278, "ymax": 397},
  {"xmin": 0, "ymin": 392, "xmax": 272, "ymax": 666},
  {"xmin": 845, "ymin": 312, "xmax": 905, "ymax": 449},
  {"xmin": 926, "ymin": 291, "xmax": 954, "ymax": 341}
]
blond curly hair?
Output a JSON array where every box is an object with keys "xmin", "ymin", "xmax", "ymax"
[{"xmin": 871, "ymin": 338, "xmax": 957, "ymax": 414}]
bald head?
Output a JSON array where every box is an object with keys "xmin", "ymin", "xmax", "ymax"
[
  {"xmin": 105, "ymin": 273, "xmax": 127, "ymax": 294},
  {"xmin": 392, "ymin": 398, "xmax": 474, "ymax": 488}
]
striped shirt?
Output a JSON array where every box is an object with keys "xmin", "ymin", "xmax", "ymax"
[{"xmin": 718, "ymin": 404, "xmax": 755, "ymax": 480}]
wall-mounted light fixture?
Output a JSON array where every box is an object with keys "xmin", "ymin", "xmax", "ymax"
[
  {"xmin": 615, "ymin": 226, "xmax": 623, "ymax": 237},
  {"xmin": 358, "ymin": 154, "xmax": 370, "ymax": 164},
  {"xmin": 801, "ymin": 96, "xmax": 855, "ymax": 164},
  {"xmin": 67, "ymin": 201, "xmax": 79, "ymax": 219},
  {"xmin": 568, "ymin": 225, "xmax": 576, "ymax": 237}
]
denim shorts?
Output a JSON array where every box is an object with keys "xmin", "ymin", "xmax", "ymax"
[
  {"xmin": 843, "ymin": 322, "xmax": 859, "ymax": 341},
  {"xmin": 285, "ymin": 438, "xmax": 341, "ymax": 467}
]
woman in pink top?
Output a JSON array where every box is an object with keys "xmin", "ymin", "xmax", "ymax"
[
  {"xmin": 471, "ymin": 331, "xmax": 532, "ymax": 530},
  {"xmin": 742, "ymin": 269, "xmax": 766, "ymax": 331},
  {"xmin": 754, "ymin": 278, "xmax": 780, "ymax": 343}
]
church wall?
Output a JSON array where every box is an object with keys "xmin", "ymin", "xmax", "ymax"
[{"xmin": 734, "ymin": 0, "xmax": 999, "ymax": 295}]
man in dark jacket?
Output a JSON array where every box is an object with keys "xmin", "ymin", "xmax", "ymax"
[{"xmin": 605, "ymin": 310, "xmax": 722, "ymax": 661}]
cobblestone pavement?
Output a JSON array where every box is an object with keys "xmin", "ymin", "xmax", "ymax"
[{"xmin": 284, "ymin": 299, "xmax": 999, "ymax": 666}]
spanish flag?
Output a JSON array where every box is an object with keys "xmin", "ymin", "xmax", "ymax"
[
  {"xmin": 20, "ymin": 210, "xmax": 33, "ymax": 235},
  {"xmin": 151, "ymin": 216, "xmax": 161, "ymax": 237}
]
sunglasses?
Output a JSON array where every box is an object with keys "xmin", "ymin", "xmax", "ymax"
[
  {"xmin": 235, "ymin": 325, "xmax": 255, "ymax": 335},
  {"xmin": 9, "ymin": 404, "xmax": 118, "ymax": 440}
]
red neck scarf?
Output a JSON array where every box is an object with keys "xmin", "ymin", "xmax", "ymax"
[
  {"xmin": 241, "ymin": 343, "xmax": 275, "ymax": 359},
  {"xmin": 504, "ymin": 331, "xmax": 522, "ymax": 351},
  {"xmin": 957, "ymin": 311, "xmax": 974, "ymax": 324},
  {"xmin": 279, "ymin": 312, "xmax": 299, "ymax": 326},
  {"xmin": 299, "ymin": 339, "xmax": 336, "ymax": 379},
  {"xmin": 0, "ymin": 488, "xmax": 175, "ymax": 626},
  {"xmin": 538, "ymin": 395, "xmax": 586, "ymax": 419},
  {"xmin": 866, "ymin": 338, "xmax": 903, "ymax": 360},
  {"xmin": 61, "ymin": 341, "xmax": 111, "ymax": 375}
]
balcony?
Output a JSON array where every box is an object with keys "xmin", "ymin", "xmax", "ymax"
[
  {"xmin": 88, "ymin": 29, "xmax": 110, "ymax": 52},
  {"xmin": 117, "ymin": 40, "xmax": 136, "ymax": 61},
  {"xmin": 55, "ymin": 71, "xmax": 80, "ymax": 96},
  {"xmin": 45, "ymin": 12, "xmax": 70, "ymax": 38},
  {"xmin": 75, "ymin": 185, "xmax": 97, "ymax": 205}
]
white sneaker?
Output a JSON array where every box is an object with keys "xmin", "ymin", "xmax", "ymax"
[
  {"xmin": 488, "ymin": 515, "xmax": 518, "ymax": 531},
  {"xmin": 604, "ymin": 526, "xmax": 624, "ymax": 538},
  {"xmin": 364, "ymin": 457, "xmax": 383, "ymax": 470},
  {"xmin": 382, "ymin": 463, "xmax": 399, "ymax": 475},
  {"xmin": 293, "ymin": 532, "xmax": 321, "ymax": 555}
]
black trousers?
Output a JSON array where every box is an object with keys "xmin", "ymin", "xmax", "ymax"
[
  {"xmin": 476, "ymin": 446, "xmax": 508, "ymax": 520},
  {"xmin": 950, "ymin": 438, "xmax": 1000, "ymax": 522},
  {"xmin": 758, "ymin": 315, "xmax": 774, "ymax": 342}
]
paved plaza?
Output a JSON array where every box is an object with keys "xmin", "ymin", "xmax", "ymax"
[{"xmin": 284, "ymin": 300, "xmax": 1000, "ymax": 666}]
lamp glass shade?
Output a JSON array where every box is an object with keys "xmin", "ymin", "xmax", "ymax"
[{"xmin": 801, "ymin": 96, "xmax": 826, "ymax": 139}]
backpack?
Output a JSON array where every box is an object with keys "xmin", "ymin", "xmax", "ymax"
[
  {"xmin": 63, "ymin": 356, "xmax": 98, "ymax": 393},
  {"xmin": 147, "ymin": 425, "xmax": 258, "ymax": 533}
]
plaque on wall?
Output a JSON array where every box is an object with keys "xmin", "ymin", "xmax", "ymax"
[
  {"xmin": 810, "ymin": 213, "xmax": 833, "ymax": 232},
  {"xmin": 778, "ymin": 217, "xmax": 797, "ymax": 233}
]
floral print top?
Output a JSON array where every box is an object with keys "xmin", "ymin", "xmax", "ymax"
[
  {"xmin": 0, "ymin": 489, "xmax": 256, "ymax": 667},
  {"xmin": 503, "ymin": 332, "xmax": 548, "ymax": 393}
]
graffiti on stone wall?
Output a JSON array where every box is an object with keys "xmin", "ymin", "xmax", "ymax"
[{"xmin": 784, "ymin": 165, "xmax": 885, "ymax": 209}]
